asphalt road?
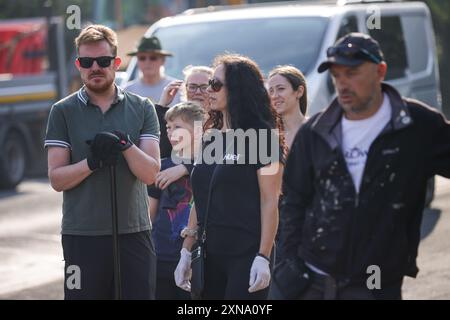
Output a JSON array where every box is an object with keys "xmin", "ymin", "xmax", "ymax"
[{"xmin": 0, "ymin": 177, "xmax": 449, "ymax": 300}]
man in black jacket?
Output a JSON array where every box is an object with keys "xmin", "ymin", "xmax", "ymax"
[{"xmin": 280, "ymin": 33, "xmax": 450, "ymax": 299}]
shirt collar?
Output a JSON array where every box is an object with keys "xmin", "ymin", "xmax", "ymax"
[
  {"xmin": 77, "ymin": 85, "xmax": 125, "ymax": 106},
  {"xmin": 310, "ymin": 82, "xmax": 412, "ymax": 151}
]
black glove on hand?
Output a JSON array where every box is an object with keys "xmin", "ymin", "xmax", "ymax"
[
  {"xmin": 86, "ymin": 150, "xmax": 102, "ymax": 171},
  {"xmin": 86, "ymin": 132, "xmax": 122, "ymax": 170},
  {"xmin": 112, "ymin": 130, "xmax": 133, "ymax": 151}
]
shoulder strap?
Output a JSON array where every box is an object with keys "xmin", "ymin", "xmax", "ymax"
[{"xmin": 199, "ymin": 165, "xmax": 219, "ymax": 245}]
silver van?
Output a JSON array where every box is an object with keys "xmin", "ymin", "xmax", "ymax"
[{"xmin": 121, "ymin": 0, "xmax": 441, "ymax": 116}]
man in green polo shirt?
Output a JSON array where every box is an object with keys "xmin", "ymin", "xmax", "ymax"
[{"xmin": 45, "ymin": 24, "xmax": 161, "ymax": 300}]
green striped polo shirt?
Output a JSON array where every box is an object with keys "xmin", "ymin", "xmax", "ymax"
[{"xmin": 45, "ymin": 86, "xmax": 160, "ymax": 236}]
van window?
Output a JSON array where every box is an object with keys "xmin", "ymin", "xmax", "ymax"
[
  {"xmin": 337, "ymin": 15, "xmax": 358, "ymax": 40},
  {"xmin": 151, "ymin": 17, "xmax": 328, "ymax": 79},
  {"xmin": 401, "ymin": 15, "xmax": 429, "ymax": 74},
  {"xmin": 368, "ymin": 16, "xmax": 408, "ymax": 80}
]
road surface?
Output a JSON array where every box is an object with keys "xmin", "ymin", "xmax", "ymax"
[{"xmin": 0, "ymin": 177, "xmax": 449, "ymax": 299}]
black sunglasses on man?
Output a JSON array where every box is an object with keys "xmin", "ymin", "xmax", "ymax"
[{"xmin": 77, "ymin": 56, "xmax": 116, "ymax": 68}]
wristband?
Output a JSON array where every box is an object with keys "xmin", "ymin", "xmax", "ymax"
[
  {"xmin": 180, "ymin": 227, "xmax": 198, "ymax": 238},
  {"xmin": 87, "ymin": 155, "xmax": 100, "ymax": 171},
  {"xmin": 257, "ymin": 253, "xmax": 270, "ymax": 263}
]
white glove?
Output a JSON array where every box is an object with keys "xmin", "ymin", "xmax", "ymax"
[
  {"xmin": 174, "ymin": 248, "xmax": 192, "ymax": 292},
  {"xmin": 248, "ymin": 255, "xmax": 271, "ymax": 293}
]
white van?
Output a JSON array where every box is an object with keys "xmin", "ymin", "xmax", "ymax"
[
  {"xmin": 121, "ymin": 0, "xmax": 441, "ymax": 116},
  {"xmin": 121, "ymin": 0, "xmax": 441, "ymax": 204}
]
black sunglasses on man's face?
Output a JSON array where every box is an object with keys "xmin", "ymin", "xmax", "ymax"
[{"xmin": 77, "ymin": 56, "xmax": 116, "ymax": 68}]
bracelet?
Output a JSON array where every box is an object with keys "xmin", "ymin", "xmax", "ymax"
[
  {"xmin": 180, "ymin": 227, "xmax": 198, "ymax": 238},
  {"xmin": 257, "ymin": 253, "xmax": 270, "ymax": 263}
]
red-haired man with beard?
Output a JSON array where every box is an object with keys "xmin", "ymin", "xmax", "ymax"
[{"xmin": 45, "ymin": 25, "xmax": 161, "ymax": 299}]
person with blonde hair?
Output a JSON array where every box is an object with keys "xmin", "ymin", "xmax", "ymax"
[
  {"xmin": 159, "ymin": 65, "xmax": 213, "ymax": 111},
  {"xmin": 152, "ymin": 65, "xmax": 213, "ymax": 191},
  {"xmin": 149, "ymin": 102, "xmax": 205, "ymax": 300}
]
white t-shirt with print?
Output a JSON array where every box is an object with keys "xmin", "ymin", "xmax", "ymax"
[
  {"xmin": 341, "ymin": 93, "xmax": 391, "ymax": 193},
  {"xmin": 306, "ymin": 94, "xmax": 392, "ymax": 277}
]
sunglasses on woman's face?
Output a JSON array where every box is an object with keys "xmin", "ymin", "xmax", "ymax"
[
  {"xmin": 208, "ymin": 78, "xmax": 225, "ymax": 92},
  {"xmin": 77, "ymin": 56, "xmax": 116, "ymax": 68}
]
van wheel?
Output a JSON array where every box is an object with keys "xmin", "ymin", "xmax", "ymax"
[
  {"xmin": 425, "ymin": 177, "xmax": 435, "ymax": 208},
  {"xmin": 0, "ymin": 131, "xmax": 27, "ymax": 189}
]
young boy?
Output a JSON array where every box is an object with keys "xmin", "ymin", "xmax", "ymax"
[{"xmin": 148, "ymin": 102, "xmax": 204, "ymax": 300}]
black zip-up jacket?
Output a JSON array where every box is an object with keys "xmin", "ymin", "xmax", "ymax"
[{"xmin": 280, "ymin": 83, "xmax": 450, "ymax": 286}]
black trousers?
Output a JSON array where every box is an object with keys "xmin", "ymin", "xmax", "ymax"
[
  {"xmin": 156, "ymin": 260, "xmax": 191, "ymax": 300},
  {"xmin": 299, "ymin": 272, "xmax": 403, "ymax": 300},
  {"xmin": 62, "ymin": 231, "xmax": 156, "ymax": 300},
  {"xmin": 202, "ymin": 250, "xmax": 270, "ymax": 300}
]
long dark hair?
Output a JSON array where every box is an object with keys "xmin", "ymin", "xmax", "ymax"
[
  {"xmin": 205, "ymin": 53, "xmax": 286, "ymax": 158},
  {"xmin": 268, "ymin": 65, "xmax": 307, "ymax": 116}
]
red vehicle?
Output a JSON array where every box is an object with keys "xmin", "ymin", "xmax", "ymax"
[
  {"xmin": 0, "ymin": 19, "xmax": 47, "ymax": 75},
  {"xmin": 0, "ymin": 17, "xmax": 68, "ymax": 189}
]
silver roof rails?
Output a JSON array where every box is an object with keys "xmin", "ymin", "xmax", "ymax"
[
  {"xmin": 180, "ymin": 0, "xmax": 403, "ymax": 16},
  {"xmin": 337, "ymin": 0, "xmax": 403, "ymax": 5}
]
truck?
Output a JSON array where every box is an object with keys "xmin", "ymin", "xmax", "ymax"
[{"xmin": 0, "ymin": 16, "xmax": 68, "ymax": 189}]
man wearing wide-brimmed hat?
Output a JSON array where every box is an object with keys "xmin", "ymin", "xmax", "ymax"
[{"xmin": 125, "ymin": 35, "xmax": 181, "ymax": 109}]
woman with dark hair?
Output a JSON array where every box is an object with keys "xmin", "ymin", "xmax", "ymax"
[
  {"xmin": 174, "ymin": 54, "xmax": 285, "ymax": 299},
  {"xmin": 266, "ymin": 66, "xmax": 308, "ymax": 299},
  {"xmin": 268, "ymin": 65, "xmax": 307, "ymax": 149}
]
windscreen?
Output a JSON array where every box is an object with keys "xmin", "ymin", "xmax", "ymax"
[{"xmin": 152, "ymin": 16, "xmax": 329, "ymax": 79}]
